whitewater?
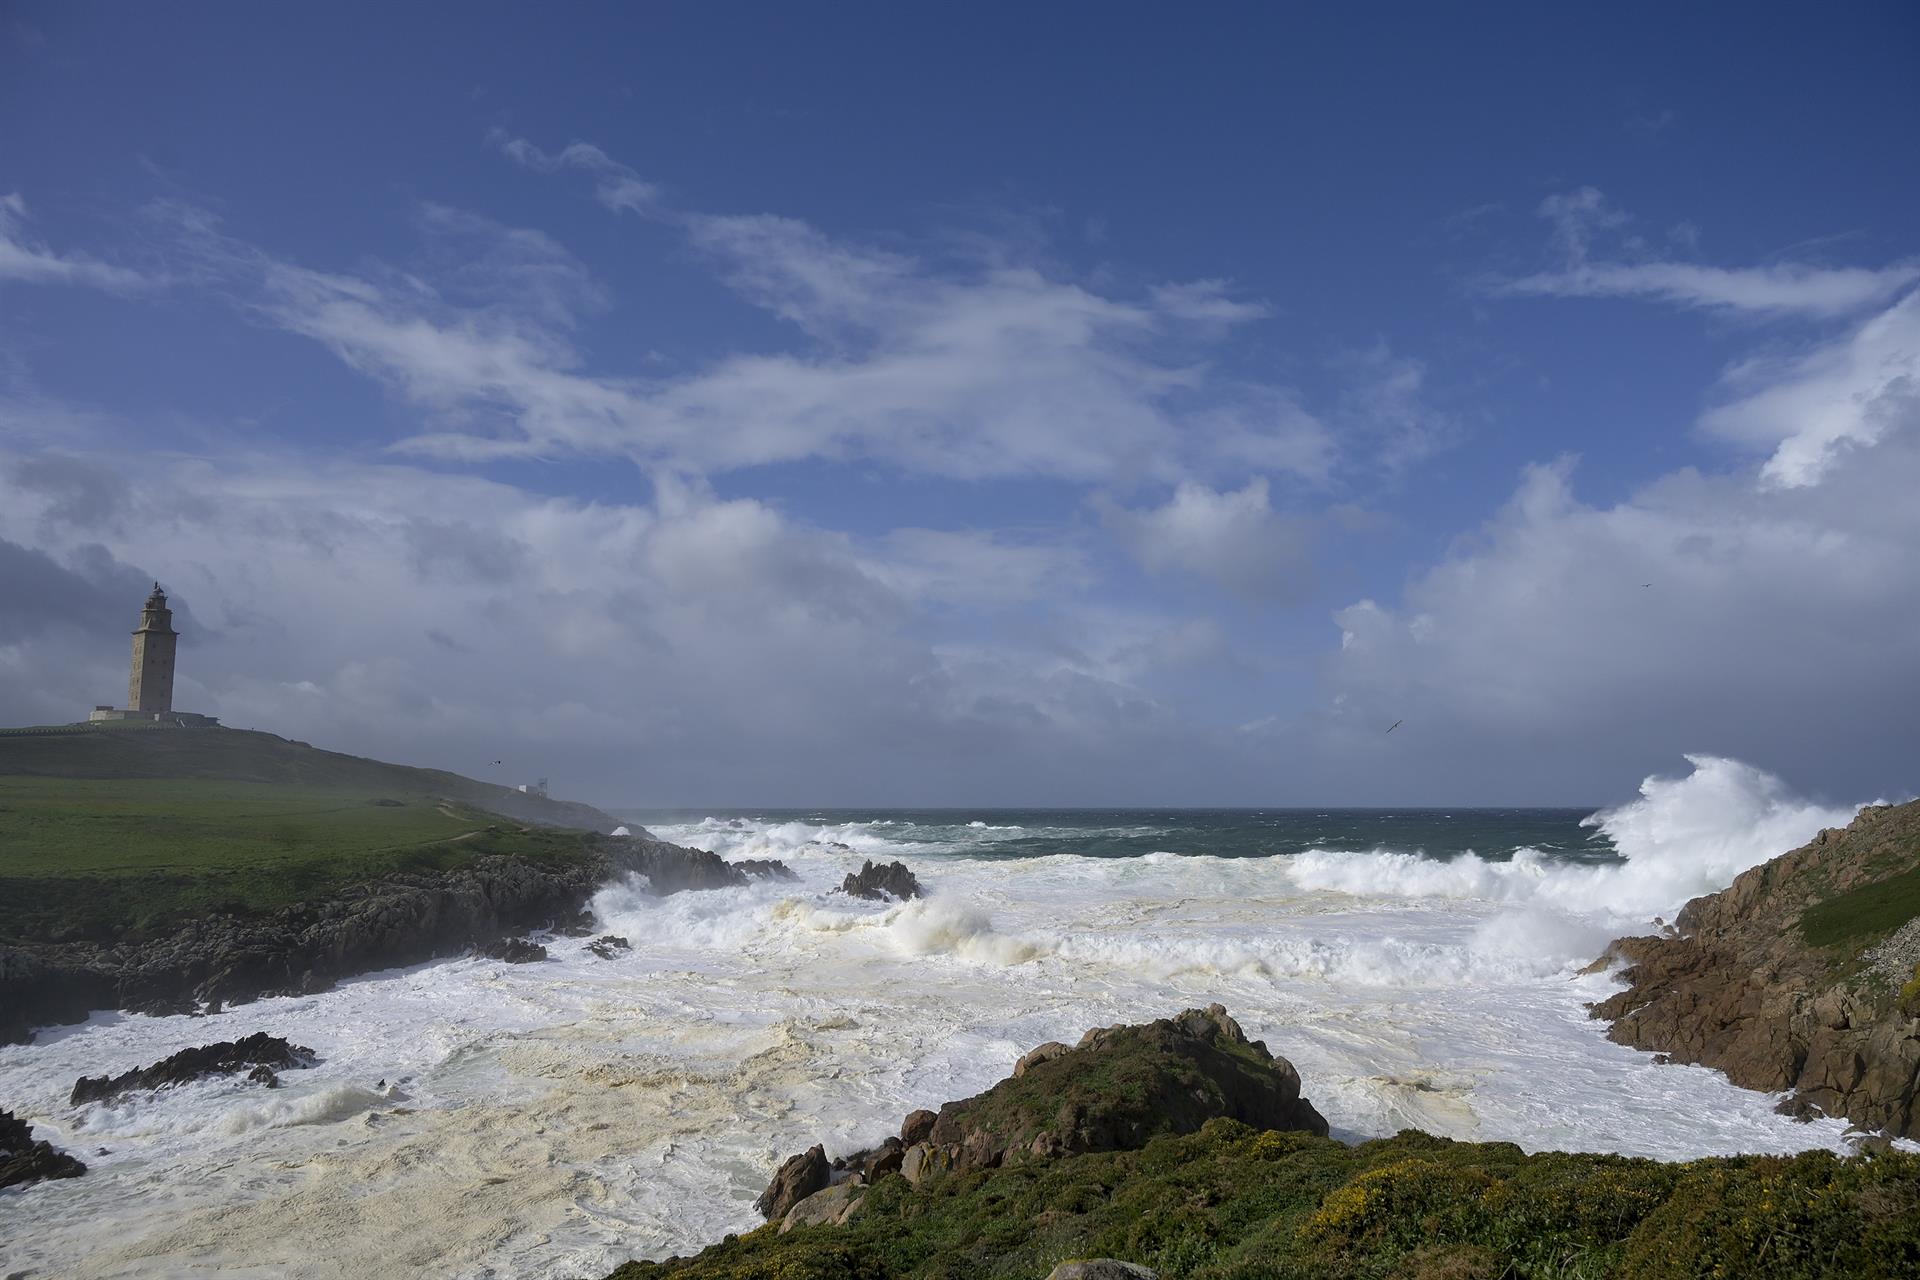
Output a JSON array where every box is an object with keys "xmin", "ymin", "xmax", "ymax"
[{"xmin": 0, "ymin": 755, "xmax": 1884, "ymax": 1279}]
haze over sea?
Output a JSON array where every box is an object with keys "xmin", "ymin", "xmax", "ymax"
[{"xmin": 0, "ymin": 755, "xmax": 1873, "ymax": 1279}]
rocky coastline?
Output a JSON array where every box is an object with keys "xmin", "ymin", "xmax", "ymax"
[
  {"xmin": 0, "ymin": 830, "xmax": 790, "ymax": 1045},
  {"xmin": 1591, "ymin": 798, "xmax": 1920, "ymax": 1139},
  {"xmin": 610, "ymin": 1004, "xmax": 1920, "ymax": 1279}
]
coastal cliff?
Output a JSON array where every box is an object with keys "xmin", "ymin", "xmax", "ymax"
[
  {"xmin": 1592, "ymin": 799, "xmax": 1920, "ymax": 1138},
  {"xmin": 1, "ymin": 831, "xmax": 791, "ymax": 1044}
]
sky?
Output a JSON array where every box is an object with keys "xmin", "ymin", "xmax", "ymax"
[{"xmin": 1, "ymin": 3, "xmax": 1916, "ymax": 807}]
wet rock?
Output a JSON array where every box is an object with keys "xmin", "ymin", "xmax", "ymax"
[
  {"xmin": 755, "ymin": 1144, "xmax": 829, "ymax": 1221},
  {"xmin": 899, "ymin": 1108, "xmax": 937, "ymax": 1145},
  {"xmin": 614, "ymin": 837, "xmax": 794, "ymax": 895},
  {"xmin": 1591, "ymin": 798, "xmax": 1920, "ymax": 1140},
  {"xmin": 585, "ymin": 935, "xmax": 631, "ymax": 960},
  {"xmin": 840, "ymin": 859, "xmax": 923, "ymax": 901},
  {"xmin": 71, "ymin": 1032, "xmax": 316, "ymax": 1105},
  {"xmin": 735, "ymin": 859, "xmax": 801, "ymax": 882},
  {"xmin": 479, "ymin": 937, "xmax": 548, "ymax": 963},
  {"xmin": 1046, "ymin": 1263, "xmax": 1159, "ymax": 1280},
  {"xmin": 0, "ymin": 1108, "xmax": 86, "ymax": 1190},
  {"xmin": 247, "ymin": 1065, "xmax": 280, "ymax": 1088},
  {"xmin": 833, "ymin": 1136, "xmax": 904, "ymax": 1182}
]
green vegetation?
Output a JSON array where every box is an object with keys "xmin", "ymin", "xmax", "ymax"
[
  {"xmin": 1800, "ymin": 861, "xmax": 1920, "ymax": 951},
  {"xmin": 0, "ymin": 726, "xmax": 616, "ymax": 943},
  {"xmin": 611, "ymin": 1120, "xmax": 1920, "ymax": 1280},
  {"xmin": 0, "ymin": 726, "xmax": 612, "ymax": 829},
  {"xmin": 0, "ymin": 773, "xmax": 603, "ymax": 942}
]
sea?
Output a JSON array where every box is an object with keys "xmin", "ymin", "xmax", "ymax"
[{"xmin": 0, "ymin": 755, "xmax": 1882, "ymax": 1279}]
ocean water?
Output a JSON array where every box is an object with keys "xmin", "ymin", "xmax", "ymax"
[{"xmin": 0, "ymin": 755, "xmax": 1879, "ymax": 1279}]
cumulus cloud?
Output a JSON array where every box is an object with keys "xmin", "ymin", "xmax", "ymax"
[
  {"xmin": 1320, "ymin": 367, "xmax": 1920, "ymax": 799},
  {"xmin": 1101, "ymin": 479, "xmax": 1313, "ymax": 600},
  {"xmin": 1701, "ymin": 290, "xmax": 1920, "ymax": 487},
  {"xmin": 0, "ymin": 446, "xmax": 1224, "ymax": 802}
]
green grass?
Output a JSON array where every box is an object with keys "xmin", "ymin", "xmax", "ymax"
[
  {"xmin": 0, "ymin": 775, "xmax": 602, "ymax": 943},
  {"xmin": 610, "ymin": 1120, "xmax": 1920, "ymax": 1280},
  {"xmin": 0, "ymin": 725, "xmax": 614, "ymax": 829},
  {"xmin": 1799, "ymin": 862, "xmax": 1920, "ymax": 951}
]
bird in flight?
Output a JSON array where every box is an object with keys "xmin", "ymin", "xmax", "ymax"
[{"xmin": 1386, "ymin": 719, "xmax": 1404, "ymax": 734}]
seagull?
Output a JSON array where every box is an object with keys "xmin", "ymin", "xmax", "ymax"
[{"xmin": 1386, "ymin": 719, "xmax": 1404, "ymax": 734}]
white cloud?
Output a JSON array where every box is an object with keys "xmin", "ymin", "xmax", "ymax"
[
  {"xmin": 156, "ymin": 175, "xmax": 1338, "ymax": 488},
  {"xmin": 1500, "ymin": 259, "xmax": 1920, "ymax": 319},
  {"xmin": 1320, "ymin": 385, "xmax": 1920, "ymax": 797},
  {"xmin": 0, "ymin": 445, "xmax": 1215, "ymax": 802},
  {"xmin": 0, "ymin": 194, "xmax": 148, "ymax": 291},
  {"xmin": 1700, "ymin": 291, "xmax": 1920, "ymax": 487},
  {"xmin": 1102, "ymin": 478, "xmax": 1313, "ymax": 599},
  {"xmin": 490, "ymin": 132, "xmax": 660, "ymax": 214},
  {"xmin": 1494, "ymin": 186, "xmax": 1919, "ymax": 319}
]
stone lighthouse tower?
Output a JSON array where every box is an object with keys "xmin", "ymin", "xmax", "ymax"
[{"xmin": 128, "ymin": 583, "xmax": 178, "ymax": 715}]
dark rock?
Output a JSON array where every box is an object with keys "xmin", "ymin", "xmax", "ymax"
[
  {"xmin": 71, "ymin": 1032, "xmax": 315, "ymax": 1105},
  {"xmin": 1, "ymin": 832, "xmax": 791, "ymax": 1046},
  {"xmin": 480, "ymin": 937, "xmax": 548, "ymax": 963},
  {"xmin": 832, "ymin": 1136, "xmax": 904, "ymax": 1182},
  {"xmin": 585, "ymin": 934, "xmax": 632, "ymax": 960},
  {"xmin": 613, "ymin": 837, "xmax": 794, "ymax": 895},
  {"xmin": 840, "ymin": 859, "xmax": 923, "ymax": 901},
  {"xmin": 1591, "ymin": 799, "xmax": 1920, "ymax": 1140},
  {"xmin": 899, "ymin": 1108, "xmax": 937, "ymax": 1145},
  {"xmin": 247, "ymin": 1065, "xmax": 280, "ymax": 1088},
  {"xmin": 0, "ymin": 1108, "xmax": 86, "ymax": 1189},
  {"xmin": 734, "ymin": 859, "xmax": 801, "ymax": 882},
  {"xmin": 755, "ymin": 1143, "xmax": 829, "ymax": 1221}
]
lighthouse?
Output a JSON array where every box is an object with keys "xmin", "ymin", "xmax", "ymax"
[
  {"xmin": 87, "ymin": 584, "xmax": 218, "ymax": 726},
  {"xmin": 128, "ymin": 583, "xmax": 178, "ymax": 714}
]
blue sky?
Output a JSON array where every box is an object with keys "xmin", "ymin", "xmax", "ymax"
[{"xmin": 3, "ymin": 3, "xmax": 1916, "ymax": 806}]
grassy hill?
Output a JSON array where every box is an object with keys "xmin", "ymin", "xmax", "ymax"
[
  {"xmin": 0, "ymin": 725, "xmax": 614, "ymax": 829},
  {"xmin": 0, "ymin": 726, "xmax": 618, "ymax": 943}
]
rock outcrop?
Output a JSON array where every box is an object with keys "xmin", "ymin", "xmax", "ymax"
[
  {"xmin": 754, "ymin": 1004, "xmax": 1325, "ymax": 1222},
  {"xmin": 3, "ymin": 836, "xmax": 793, "ymax": 1045},
  {"xmin": 839, "ymin": 859, "xmax": 923, "ymax": 901},
  {"xmin": 479, "ymin": 937, "xmax": 548, "ymax": 963},
  {"xmin": 1592, "ymin": 799, "xmax": 1920, "ymax": 1138},
  {"xmin": 586, "ymin": 934, "xmax": 631, "ymax": 959},
  {"xmin": 755, "ymin": 1144, "xmax": 829, "ymax": 1220},
  {"xmin": 71, "ymin": 1032, "xmax": 315, "ymax": 1105},
  {"xmin": 0, "ymin": 1108, "xmax": 86, "ymax": 1190},
  {"xmin": 614, "ymin": 836, "xmax": 795, "ymax": 894}
]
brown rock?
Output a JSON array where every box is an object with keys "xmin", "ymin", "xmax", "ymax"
[
  {"xmin": 1590, "ymin": 798, "xmax": 1920, "ymax": 1140},
  {"xmin": 754, "ymin": 1144, "xmax": 829, "ymax": 1221},
  {"xmin": 899, "ymin": 1108, "xmax": 937, "ymax": 1145}
]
